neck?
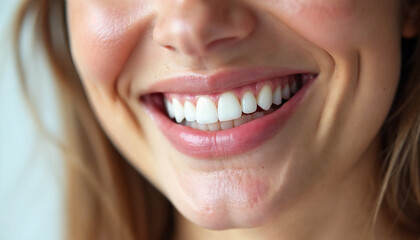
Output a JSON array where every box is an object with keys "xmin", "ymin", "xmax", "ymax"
[{"xmin": 172, "ymin": 137, "xmax": 413, "ymax": 240}]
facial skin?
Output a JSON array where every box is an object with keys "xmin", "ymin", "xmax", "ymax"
[{"xmin": 67, "ymin": 0, "xmax": 416, "ymax": 239}]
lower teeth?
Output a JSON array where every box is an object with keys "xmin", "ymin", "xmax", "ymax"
[{"xmin": 181, "ymin": 106, "xmax": 278, "ymax": 131}]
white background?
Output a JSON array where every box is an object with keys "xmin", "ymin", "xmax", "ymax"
[{"xmin": 0, "ymin": 0, "xmax": 64, "ymax": 239}]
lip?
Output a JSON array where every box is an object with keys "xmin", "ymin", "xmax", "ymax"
[
  {"xmin": 142, "ymin": 69, "xmax": 316, "ymax": 159},
  {"xmin": 146, "ymin": 66, "xmax": 316, "ymax": 94}
]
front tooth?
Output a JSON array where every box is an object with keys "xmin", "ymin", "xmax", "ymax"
[
  {"xmin": 273, "ymin": 86, "xmax": 282, "ymax": 105},
  {"xmin": 241, "ymin": 91, "xmax": 257, "ymax": 114},
  {"xmin": 196, "ymin": 96, "xmax": 218, "ymax": 124},
  {"xmin": 257, "ymin": 85, "xmax": 273, "ymax": 110},
  {"xmin": 172, "ymin": 98, "xmax": 184, "ymax": 123},
  {"xmin": 218, "ymin": 92, "xmax": 242, "ymax": 121},
  {"xmin": 282, "ymin": 83, "xmax": 291, "ymax": 99},
  {"xmin": 184, "ymin": 101, "xmax": 196, "ymax": 121},
  {"xmin": 164, "ymin": 98, "xmax": 175, "ymax": 119}
]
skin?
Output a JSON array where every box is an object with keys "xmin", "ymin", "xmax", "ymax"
[{"xmin": 67, "ymin": 0, "xmax": 418, "ymax": 239}]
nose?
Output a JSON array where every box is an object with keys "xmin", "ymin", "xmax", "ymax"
[{"xmin": 153, "ymin": 0, "xmax": 256, "ymax": 56}]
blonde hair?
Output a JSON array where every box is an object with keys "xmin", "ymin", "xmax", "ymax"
[{"xmin": 13, "ymin": 0, "xmax": 420, "ymax": 239}]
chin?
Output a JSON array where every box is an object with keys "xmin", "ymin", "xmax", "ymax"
[{"xmin": 166, "ymin": 166, "xmax": 284, "ymax": 230}]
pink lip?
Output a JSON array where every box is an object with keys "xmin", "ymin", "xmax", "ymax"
[
  {"xmin": 142, "ymin": 69, "xmax": 316, "ymax": 159},
  {"xmin": 146, "ymin": 67, "xmax": 314, "ymax": 94}
]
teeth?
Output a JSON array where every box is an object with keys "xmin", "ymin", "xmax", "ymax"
[
  {"xmin": 164, "ymin": 74, "xmax": 310, "ymax": 129},
  {"xmin": 191, "ymin": 121, "xmax": 198, "ymax": 129},
  {"xmin": 164, "ymin": 99, "xmax": 175, "ymax": 119},
  {"xmin": 184, "ymin": 101, "xmax": 196, "ymax": 121},
  {"xmin": 172, "ymin": 98, "xmax": 184, "ymax": 123},
  {"xmin": 234, "ymin": 115, "xmax": 252, "ymax": 127},
  {"xmin": 241, "ymin": 91, "xmax": 257, "ymax": 114},
  {"xmin": 220, "ymin": 120, "xmax": 234, "ymax": 130},
  {"xmin": 273, "ymin": 86, "xmax": 282, "ymax": 105},
  {"xmin": 196, "ymin": 96, "xmax": 218, "ymax": 124},
  {"xmin": 290, "ymin": 80, "xmax": 298, "ymax": 94},
  {"xmin": 186, "ymin": 116, "xmax": 255, "ymax": 131},
  {"xmin": 252, "ymin": 112, "xmax": 265, "ymax": 120},
  {"xmin": 185, "ymin": 121, "xmax": 192, "ymax": 127},
  {"xmin": 282, "ymin": 83, "xmax": 290, "ymax": 100},
  {"xmin": 218, "ymin": 92, "xmax": 242, "ymax": 121},
  {"xmin": 208, "ymin": 122, "xmax": 221, "ymax": 131},
  {"xmin": 197, "ymin": 123, "xmax": 209, "ymax": 131},
  {"xmin": 257, "ymin": 85, "xmax": 273, "ymax": 110}
]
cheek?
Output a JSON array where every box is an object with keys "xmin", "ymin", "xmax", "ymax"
[
  {"xmin": 67, "ymin": 1, "xmax": 151, "ymax": 88},
  {"xmin": 266, "ymin": 0, "xmax": 366, "ymax": 52}
]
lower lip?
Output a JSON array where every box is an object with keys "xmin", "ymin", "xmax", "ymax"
[{"xmin": 142, "ymin": 78, "xmax": 315, "ymax": 159}]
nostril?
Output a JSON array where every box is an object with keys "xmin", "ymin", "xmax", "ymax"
[
  {"xmin": 206, "ymin": 37, "xmax": 239, "ymax": 51},
  {"xmin": 164, "ymin": 45, "xmax": 176, "ymax": 51}
]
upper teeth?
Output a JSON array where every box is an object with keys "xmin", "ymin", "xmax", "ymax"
[
  {"xmin": 257, "ymin": 85, "xmax": 273, "ymax": 111},
  {"xmin": 218, "ymin": 92, "xmax": 242, "ymax": 122},
  {"xmin": 184, "ymin": 101, "xmax": 196, "ymax": 122},
  {"xmin": 241, "ymin": 91, "xmax": 257, "ymax": 114},
  {"xmin": 196, "ymin": 96, "xmax": 218, "ymax": 124},
  {"xmin": 164, "ymin": 82, "xmax": 296, "ymax": 124}
]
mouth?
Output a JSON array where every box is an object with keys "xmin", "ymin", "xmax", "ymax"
[{"xmin": 142, "ymin": 69, "xmax": 317, "ymax": 159}]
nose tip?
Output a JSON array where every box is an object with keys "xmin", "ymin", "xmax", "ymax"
[{"xmin": 153, "ymin": 1, "xmax": 256, "ymax": 56}]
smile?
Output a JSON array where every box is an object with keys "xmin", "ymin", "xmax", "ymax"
[{"xmin": 142, "ymin": 68, "xmax": 317, "ymax": 159}]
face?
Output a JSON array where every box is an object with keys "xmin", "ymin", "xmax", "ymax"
[{"xmin": 67, "ymin": 0, "xmax": 404, "ymax": 229}]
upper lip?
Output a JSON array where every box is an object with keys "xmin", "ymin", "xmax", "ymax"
[{"xmin": 144, "ymin": 66, "xmax": 318, "ymax": 95}]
